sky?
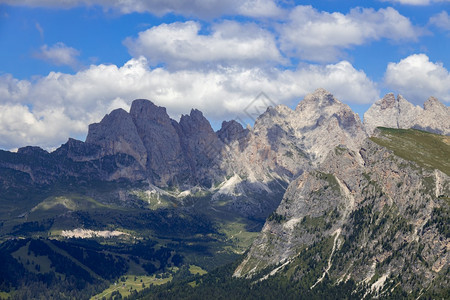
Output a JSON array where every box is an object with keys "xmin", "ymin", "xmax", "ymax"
[{"xmin": 0, "ymin": 0, "xmax": 449, "ymax": 151}]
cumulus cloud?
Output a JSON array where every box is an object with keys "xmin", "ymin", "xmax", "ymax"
[
  {"xmin": 34, "ymin": 42, "xmax": 81, "ymax": 69},
  {"xmin": 429, "ymin": 11, "xmax": 450, "ymax": 31},
  {"xmin": 0, "ymin": 74, "xmax": 30, "ymax": 102},
  {"xmin": 278, "ymin": 6, "xmax": 421, "ymax": 62},
  {"xmin": 0, "ymin": 0, "xmax": 284, "ymax": 19},
  {"xmin": 237, "ymin": 0, "xmax": 285, "ymax": 18},
  {"xmin": 0, "ymin": 57, "xmax": 378, "ymax": 150},
  {"xmin": 384, "ymin": 54, "xmax": 450, "ymax": 104},
  {"xmin": 124, "ymin": 21, "xmax": 285, "ymax": 69},
  {"xmin": 0, "ymin": 104, "xmax": 85, "ymax": 150}
]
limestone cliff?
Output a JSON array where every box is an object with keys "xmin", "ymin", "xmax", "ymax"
[
  {"xmin": 364, "ymin": 93, "xmax": 450, "ymax": 136},
  {"xmin": 235, "ymin": 129, "xmax": 449, "ymax": 297}
]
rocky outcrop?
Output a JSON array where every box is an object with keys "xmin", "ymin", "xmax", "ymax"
[
  {"xmin": 179, "ymin": 109, "xmax": 225, "ymax": 185},
  {"xmin": 235, "ymin": 133, "xmax": 449, "ymax": 296},
  {"xmin": 217, "ymin": 120, "xmax": 250, "ymax": 149},
  {"xmin": 293, "ymin": 88, "xmax": 367, "ymax": 163},
  {"xmin": 223, "ymin": 88, "xmax": 367, "ymax": 179},
  {"xmin": 86, "ymin": 108, "xmax": 147, "ymax": 167},
  {"xmin": 3, "ymin": 89, "xmax": 448, "ymax": 188},
  {"xmin": 0, "ymin": 89, "xmax": 370, "ymax": 202},
  {"xmin": 129, "ymin": 99, "xmax": 191, "ymax": 185},
  {"xmin": 364, "ymin": 93, "xmax": 450, "ymax": 136},
  {"xmin": 209, "ymin": 89, "xmax": 368, "ymax": 218},
  {"xmin": 415, "ymin": 96, "xmax": 450, "ymax": 134}
]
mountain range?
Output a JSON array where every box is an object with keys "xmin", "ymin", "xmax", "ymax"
[{"xmin": 0, "ymin": 88, "xmax": 448, "ymax": 299}]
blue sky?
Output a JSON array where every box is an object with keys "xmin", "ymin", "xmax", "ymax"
[{"xmin": 0, "ymin": 0, "xmax": 449, "ymax": 150}]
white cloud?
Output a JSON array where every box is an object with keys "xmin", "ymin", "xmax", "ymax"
[
  {"xmin": 237, "ymin": 0, "xmax": 285, "ymax": 18},
  {"xmin": 0, "ymin": 57, "xmax": 378, "ymax": 150},
  {"xmin": 0, "ymin": 104, "xmax": 84, "ymax": 150},
  {"xmin": 0, "ymin": 0, "xmax": 285, "ymax": 19},
  {"xmin": 0, "ymin": 74, "xmax": 30, "ymax": 102},
  {"xmin": 384, "ymin": 54, "xmax": 450, "ymax": 104},
  {"xmin": 429, "ymin": 11, "xmax": 450, "ymax": 31},
  {"xmin": 380, "ymin": 0, "xmax": 450, "ymax": 5},
  {"xmin": 278, "ymin": 6, "xmax": 420, "ymax": 62},
  {"xmin": 35, "ymin": 42, "xmax": 81, "ymax": 69},
  {"xmin": 124, "ymin": 21, "xmax": 285, "ymax": 69}
]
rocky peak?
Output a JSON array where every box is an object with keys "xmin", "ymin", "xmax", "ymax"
[
  {"xmin": 128, "ymin": 99, "xmax": 189, "ymax": 185},
  {"xmin": 424, "ymin": 96, "xmax": 446, "ymax": 111},
  {"xmin": 253, "ymin": 105, "xmax": 294, "ymax": 133},
  {"xmin": 17, "ymin": 146, "xmax": 48, "ymax": 156},
  {"xmin": 130, "ymin": 99, "xmax": 171, "ymax": 125},
  {"xmin": 364, "ymin": 93, "xmax": 450, "ymax": 136},
  {"xmin": 217, "ymin": 120, "xmax": 249, "ymax": 146},
  {"xmin": 295, "ymin": 88, "xmax": 338, "ymax": 112},
  {"xmin": 86, "ymin": 108, "xmax": 133, "ymax": 143},
  {"xmin": 86, "ymin": 107, "xmax": 147, "ymax": 167},
  {"xmin": 291, "ymin": 89, "xmax": 367, "ymax": 163},
  {"xmin": 222, "ymin": 89, "xmax": 367, "ymax": 189},
  {"xmin": 179, "ymin": 109, "xmax": 224, "ymax": 185},
  {"xmin": 180, "ymin": 109, "xmax": 215, "ymax": 136},
  {"xmin": 53, "ymin": 138, "xmax": 102, "ymax": 162},
  {"xmin": 379, "ymin": 93, "xmax": 397, "ymax": 109}
]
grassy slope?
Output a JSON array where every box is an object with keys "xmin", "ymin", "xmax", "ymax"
[
  {"xmin": 371, "ymin": 127, "xmax": 450, "ymax": 176},
  {"xmin": 90, "ymin": 275, "xmax": 172, "ymax": 299}
]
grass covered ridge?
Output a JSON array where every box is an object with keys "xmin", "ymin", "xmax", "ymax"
[{"xmin": 371, "ymin": 127, "xmax": 450, "ymax": 175}]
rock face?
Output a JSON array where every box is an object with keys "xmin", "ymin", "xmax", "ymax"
[
  {"xmin": 217, "ymin": 120, "xmax": 249, "ymax": 149},
  {"xmin": 85, "ymin": 88, "xmax": 368, "ymax": 192},
  {"xmin": 0, "ymin": 89, "xmax": 371, "ymax": 204},
  {"xmin": 129, "ymin": 99, "xmax": 191, "ymax": 185},
  {"xmin": 364, "ymin": 93, "xmax": 450, "ymax": 136},
  {"xmin": 85, "ymin": 100, "xmax": 228, "ymax": 186},
  {"xmin": 86, "ymin": 108, "xmax": 147, "ymax": 167},
  {"xmin": 1, "ymin": 88, "xmax": 446, "ymax": 191},
  {"xmin": 0, "ymin": 88, "xmax": 372, "ymax": 219},
  {"xmin": 207, "ymin": 89, "xmax": 368, "ymax": 217},
  {"xmin": 222, "ymin": 88, "xmax": 367, "ymax": 180},
  {"xmin": 293, "ymin": 88, "xmax": 367, "ymax": 163},
  {"xmin": 234, "ymin": 132, "xmax": 450, "ymax": 296},
  {"xmin": 179, "ymin": 109, "xmax": 225, "ymax": 186}
]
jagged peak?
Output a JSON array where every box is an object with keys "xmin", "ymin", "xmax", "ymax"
[
  {"xmin": 187, "ymin": 108, "xmax": 205, "ymax": 120},
  {"xmin": 305, "ymin": 88, "xmax": 337, "ymax": 103},
  {"xmin": 311, "ymin": 87, "xmax": 332, "ymax": 97},
  {"xmin": 86, "ymin": 107, "xmax": 138, "ymax": 145},
  {"xmin": 423, "ymin": 96, "xmax": 446, "ymax": 111},
  {"xmin": 379, "ymin": 93, "xmax": 397, "ymax": 109},
  {"xmin": 180, "ymin": 108, "xmax": 208, "ymax": 124},
  {"xmin": 397, "ymin": 94, "xmax": 407, "ymax": 102},
  {"xmin": 264, "ymin": 104, "xmax": 293, "ymax": 116},
  {"xmin": 17, "ymin": 146, "xmax": 49, "ymax": 155},
  {"xmin": 131, "ymin": 98, "xmax": 156, "ymax": 108},
  {"xmin": 217, "ymin": 120, "xmax": 249, "ymax": 144},
  {"xmin": 108, "ymin": 107, "xmax": 128, "ymax": 117},
  {"xmin": 221, "ymin": 119, "xmax": 242, "ymax": 129},
  {"xmin": 65, "ymin": 137, "xmax": 85, "ymax": 146},
  {"xmin": 95, "ymin": 108, "xmax": 129, "ymax": 125},
  {"xmin": 295, "ymin": 88, "xmax": 341, "ymax": 112},
  {"xmin": 130, "ymin": 98, "xmax": 169, "ymax": 122},
  {"xmin": 180, "ymin": 108, "xmax": 215, "ymax": 136}
]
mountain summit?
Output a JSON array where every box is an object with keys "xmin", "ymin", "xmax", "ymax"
[{"xmin": 364, "ymin": 93, "xmax": 450, "ymax": 136}]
